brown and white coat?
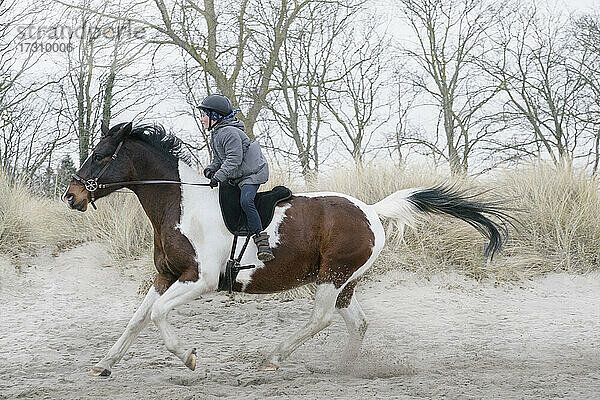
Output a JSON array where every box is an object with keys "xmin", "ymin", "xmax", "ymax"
[{"xmin": 63, "ymin": 123, "xmax": 509, "ymax": 376}]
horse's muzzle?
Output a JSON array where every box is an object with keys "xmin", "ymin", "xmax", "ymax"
[
  {"xmin": 62, "ymin": 192, "xmax": 88, "ymax": 212},
  {"xmin": 63, "ymin": 192, "xmax": 75, "ymax": 206}
]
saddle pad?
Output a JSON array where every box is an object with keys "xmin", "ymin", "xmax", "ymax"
[{"xmin": 218, "ymin": 181, "xmax": 293, "ymax": 235}]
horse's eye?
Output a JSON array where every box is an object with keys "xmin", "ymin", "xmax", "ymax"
[{"xmin": 93, "ymin": 154, "xmax": 104, "ymax": 162}]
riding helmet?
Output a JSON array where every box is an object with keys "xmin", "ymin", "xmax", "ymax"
[{"xmin": 198, "ymin": 94, "xmax": 233, "ymax": 117}]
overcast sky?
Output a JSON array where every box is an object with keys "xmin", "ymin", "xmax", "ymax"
[{"xmin": 561, "ymin": 0, "xmax": 597, "ymax": 9}]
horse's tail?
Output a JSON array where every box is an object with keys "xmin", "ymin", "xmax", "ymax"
[{"xmin": 372, "ymin": 185, "xmax": 512, "ymax": 260}]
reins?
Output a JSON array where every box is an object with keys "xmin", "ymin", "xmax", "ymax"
[
  {"xmin": 93, "ymin": 180, "xmax": 213, "ymax": 189},
  {"xmin": 71, "ymin": 139, "xmax": 212, "ymax": 209},
  {"xmin": 71, "ymin": 176, "xmax": 213, "ymax": 210}
]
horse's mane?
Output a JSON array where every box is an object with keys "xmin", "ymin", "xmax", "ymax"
[{"xmin": 111, "ymin": 122, "xmax": 191, "ymax": 165}]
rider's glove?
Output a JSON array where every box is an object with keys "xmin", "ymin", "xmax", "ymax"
[
  {"xmin": 209, "ymin": 177, "xmax": 219, "ymax": 188},
  {"xmin": 203, "ymin": 167, "xmax": 215, "ymax": 179}
]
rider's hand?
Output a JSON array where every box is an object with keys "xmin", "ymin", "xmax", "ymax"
[
  {"xmin": 209, "ymin": 177, "xmax": 219, "ymax": 188},
  {"xmin": 203, "ymin": 167, "xmax": 215, "ymax": 179}
]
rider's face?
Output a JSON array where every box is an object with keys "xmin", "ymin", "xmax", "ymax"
[{"xmin": 200, "ymin": 111, "xmax": 211, "ymax": 130}]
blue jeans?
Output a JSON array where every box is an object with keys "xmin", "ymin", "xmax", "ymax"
[{"xmin": 240, "ymin": 184, "xmax": 262, "ymax": 235}]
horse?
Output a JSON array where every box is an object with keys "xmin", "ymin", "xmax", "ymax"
[{"xmin": 62, "ymin": 121, "xmax": 511, "ymax": 377}]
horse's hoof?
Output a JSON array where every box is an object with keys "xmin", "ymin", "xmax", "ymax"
[
  {"xmin": 88, "ymin": 366, "xmax": 111, "ymax": 377},
  {"xmin": 259, "ymin": 362, "xmax": 279, "ymax": 371},
  {"xmin": 185, "ymin": 348, "xmax": 197, "ymax": 371}
]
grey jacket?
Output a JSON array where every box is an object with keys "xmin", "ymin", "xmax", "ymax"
[{"xmin": 206, "ymin": 117, "xmax": 269, "ymax": 186}]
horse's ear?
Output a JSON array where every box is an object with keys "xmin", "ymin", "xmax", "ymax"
[
  {"xmin": 120, "ymin": 122, "xmax": 133, "ymax": 136},
  {"xmin": 101, "ymin": 120, "xmax": 109, "ymax": 136}
]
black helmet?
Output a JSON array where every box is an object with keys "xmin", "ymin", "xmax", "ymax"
[{"xmin": 198, "ymin": 94, "xmax": 233, "ymax": 117}]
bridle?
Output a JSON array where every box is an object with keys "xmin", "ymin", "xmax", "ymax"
[{"xmin": 71, "ymin": 139, "xmax": 211, "ymax": 210}]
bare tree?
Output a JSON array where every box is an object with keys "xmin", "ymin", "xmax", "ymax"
[
  {"xmin": 263, "ymin": 1, "xmax": 359, "ymax": 181},
  {"xmin": 571, "ymin": 13, "xmax": 600, "ymax": 172},
  {"xmin": 58, "ymin": 0, "xmax": 353, "ymax": 140},
  {"xmin": 380, "ymin": 72, "xmax": 423, "ymax": 167},
  {"xmin": 171, "ymin": 56, "xmax": 213, "ymax": 170},
  {"xmin": 54, "ymin": 0, "xmax": 155, "ymax": 165},
  {"xmin": 1, "ymin": 97, "xmax": 71, "ymax": 185},
  {"xmin": 0, "ymin": 0, "xmax": 69, "ymax": 182},
  {"xmin": 481, "ymin": 5, "xmax": 592, "ymax": 166},
  {"xmin": 398, "ymin": 0, "xmax": 505, "ymax": 174},
  {"xmin": 322, "ymin": 22, "xmax": 391, "ymax": 167},
  {"xmin": 0, "ymin": 1, "xmax": 51, "ymax": 117}
]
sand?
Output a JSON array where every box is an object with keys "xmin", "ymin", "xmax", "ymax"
[{"xmin": 0, "ymin": 242, "xmax": 599, "ymax": 399}]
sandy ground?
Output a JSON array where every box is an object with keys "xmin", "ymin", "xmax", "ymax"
[{"xmin": 0, "ymin": 242, "xmax": 599, "ymax": 400}]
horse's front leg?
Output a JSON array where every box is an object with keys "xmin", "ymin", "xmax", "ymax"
[
  {"xmin": 150, "ymin": 270, "xmax": 219, "ymax": 370},
  {"xmin": 89, "ymin": 284, "xmax": 161, "ymax": 377}
]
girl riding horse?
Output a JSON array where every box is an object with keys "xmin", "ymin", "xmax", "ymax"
[{"xmin": 198, "ymin": 94, "xmax": 274, "ymax": 262}]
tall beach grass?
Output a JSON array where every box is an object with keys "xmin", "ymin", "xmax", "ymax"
[
  {"xmin": 1, "ymin": 162, "xmax": 599, "ymax": 282},
  {"xmin": 81, "ymin": 193, "xmax": 153, "ymax": 261},
  {"xmin": 0, "ymin": 174, "xmax": 88, "ymax": 259}
]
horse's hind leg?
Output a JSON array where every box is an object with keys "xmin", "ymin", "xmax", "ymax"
[
  {"xmin": 89, "ymin": 285, "xmax": 161, "ymax": 376},
  {"xmin": 261, "ymin": 283, "xmax": 338, "ymax": 371},
  {"xmin": 336, "ymin": 282, "xmax": 367, "ymax": 364}
]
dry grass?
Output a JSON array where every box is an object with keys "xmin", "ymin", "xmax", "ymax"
[
  {"xmin": 489, "ymin": 162, "xmax": 600, "ymax": 279},
  {"xmin": 2, "ymin": 161, "xmax": 599, "ymax": 285},
  {"xmin": 0, "ymin": 176, "xmax": 151, "ymax": 263},
  {"xmin": 0, "ymin": 177, "xmax": 38, "ymax": 258},
  {"xmin": 81, "ymin": 192, "xmax": 153, "ymax": 261},
  {"xmin": 0, "ymin": 175, "xmax": 87, "ymax": 260},
  {"xmin": 308, "ymin": 162, "xmax": 450, "ymax": 201}
]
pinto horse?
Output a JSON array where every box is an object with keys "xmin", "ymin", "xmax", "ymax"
[{"xmin": 63, "ymin": 122, "xmax": 510, "ymax": 377}]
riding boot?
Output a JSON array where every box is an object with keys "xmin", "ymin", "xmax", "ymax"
[{"xmin": 253, "ymin": 231, "xmax": 275, "ymax": 262}]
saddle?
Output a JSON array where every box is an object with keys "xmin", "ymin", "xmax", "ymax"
[
  {"xmin": 218, "ymin": 181, "xmax": 293, "ymax": 236},
  {"xmin": 217, "ymin": 181, "xmax": 293, "ymax": 293}
]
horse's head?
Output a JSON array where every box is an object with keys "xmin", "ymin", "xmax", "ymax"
[{"xmin": 62, "ymin": 121, "xmax": 135, "ymax": 211}]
